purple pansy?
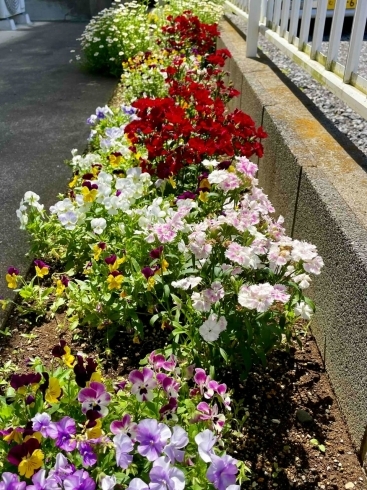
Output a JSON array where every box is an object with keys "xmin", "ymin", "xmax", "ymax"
[
  {"xmin": 159, "ymin": 397, "xmax": 178, "ymax": 422},
  {"xmin": 141, "ymin": 266, "xmax": 158, "ymax": 279},
  {"xmin": 195, "ymin": 429, "xmax": 216, "ymax": 463},
  {"xmin": 78, "ymin": 382, "xmax": 111, "ymax": 417},
  {"xmin": 26, "ymin": 469, "xmax": 60, "ymax": 490},
  {"xmin": 149, "ymin": 456, "xmax": 185, "ymax": 490},
  {"xmin": 31, "ymin": 412, "xmax": 52, "ymax": 437},
  {"xmin": 10, "ymin": 373, "xmax": 41, "ymax": 390},
  {"xmin": 206, "ymin": 454, "xmax": 239, "ymax": 490},
  {"xmin": 163, "ymin": 426, "xmax": 189, "ymax": 464},
  {"xmin": 7, "ymin": 267, "xmax": 19, "ymax": 276},
  {"xmin": 176, "ymin": 191, "xmax": 197, "ymax": 200},
  {"xmin": 110, "ymin": 414, "xmax": 137, "ymax": 439},
  {"xmin": 79, "ymin": 442, "xmax": 97, "ymax": 467},
  {"xmin": 47, "ymin": 417, "xmax": 77, "ymax": 452},
  {"xmin": 149, "ymin": 246, "xmax": 164, "ymax": 259},
  {"xmin": 148, "ymin": 352, "xmax": 176, "ymax": 372},
  {"xmin": 136, "ymin": 419, "xmax": 171, "ymax": 461},
  {"xmin": 113, "ymin": 433, "xmax": 134, "ymax": 469},
  {"xmin": 196, "ymin": 402, "xmax": 225, "ymax": 432},
  {"xmin": 0, "ymin": 473, "xmax": 26, "ymax": 490},
  {"xmin": 63, "ymin": 470, "xmax": 95, "ymax": 490},
  {"xmin": 126, "ymin": 479, "xmax": 149, "ymax": 490},
  {"xmin": 48, "ymin": 454, "xmax": 75, "ymax": 484},
  {"xmin": 129, "ymin": 368, "xmax": 157, "ymax": 402}
]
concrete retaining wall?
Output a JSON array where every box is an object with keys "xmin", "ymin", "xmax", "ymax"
[{"xmin": 218, "ymin": 20, "xmax": 367, "ymax": 461}]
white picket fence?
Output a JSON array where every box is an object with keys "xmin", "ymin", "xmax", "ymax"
[{"xmin": 224, "ymin": 0, "xmax": 367, "ymax": 119}]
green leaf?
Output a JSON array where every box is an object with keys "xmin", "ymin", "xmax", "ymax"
[
  {"xmin": 310, "ymin": 438, "xmax": 319, "ymax": 446},
  {"xmin": 219, "ymin": 348, "xmax": 228, "ymax": 362},
  {"xmin": 319, "ymin": 444, "xmax": 326, "ymax": 453}
]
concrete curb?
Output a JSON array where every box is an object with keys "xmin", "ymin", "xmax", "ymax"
[{"xmin": 218, "ymin": 19, "xmax": 367, "ymax": 461}]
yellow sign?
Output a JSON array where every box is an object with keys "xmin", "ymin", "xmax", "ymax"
[{"xmin": 328, "ymin": 0, "xmax": 357, "ymax": 9}]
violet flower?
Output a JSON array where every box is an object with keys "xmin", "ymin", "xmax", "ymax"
[
  {"xmin": 113, "ymin": 433, "xmax": 134, "ymax": 469},
  {"xmin": 136, "ymin": 419, "xmax": 171, "ymax": 461},
  {"xmin": 63, "ymin": 470, "xmax": 95, "ymax": 490},
  {"xmin": 126, "ymin": 479, "xmax": 149, "ymax": 490},
  {"xmin": 149, "ymin": 456, "xmax": 185, "ymax": 490},
  {"xmin": 47, "ymin": 417, "xmax": 77, "ymax": 452},
  {"xmin": 163, "ymin": 426, "xmax": 189, "ymax": 464},
  {"xmin": 100, "ymin": 476, "xmax": 116, "ymax": 490},
  {"xmin": 31, "ymin": 412, "xmax": 52, "ymax": 437},
  {"xmin": 0, "ymin": 473, "xmax": 26, "ymax": 490},
  {"xmin": 48, "ymin": 453, "xmax": 75, "ymax": 484},
  {"xmin": 206, "ymin": 454, "xmax": 239, "ymax": 490},
  {"xmin": 195, "ymin": 429, "xmax": 216, "ymax": 463},
  {"xmin": 129, "ymin": 368, "xmax": 157, "ymax": 402},
  {"xmin": 26, "ymin": 469, "xmax": 60, "ymax": 490},
  {"xmin": 78, "ymin": 382, "xmax": 111, "ymax": 417},
  {"xmin": 79, "ymin": 441, "xmax": 97, "ymax": 467}
]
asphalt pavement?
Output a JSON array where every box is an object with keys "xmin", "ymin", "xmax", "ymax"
[{"xmin": 0, "ymin": 22, "xmax": 116, "ymax": 321}]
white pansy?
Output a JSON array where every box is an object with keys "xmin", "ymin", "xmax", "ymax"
[
  {"xmin": 91, "ymin": 217, "xmax": 107, "ymax": 235},
  {"xmin": 59, "ymin": 211, "xmax": 78, "ymax": 230},
  {"xmin": 101, "ymin": 476, "xmax": 116, "ymax": 490}
]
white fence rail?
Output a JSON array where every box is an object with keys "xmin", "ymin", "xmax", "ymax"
[{"xmin": 224, "ymin": 0, "xmax": 367, "ymax": 119}]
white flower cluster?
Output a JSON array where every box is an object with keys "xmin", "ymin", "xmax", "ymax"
[{"xmin": 16, "ymin": 192, "xmax": 44, "ymax": 230}]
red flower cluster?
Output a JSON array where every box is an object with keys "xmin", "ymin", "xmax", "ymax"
[
  {"xmin": 160, "ymin": 11, "xmax": 220, "ymax": 55},
  {"xmin": 124, "ymin": 13, "xmax": 267, "ymax": 180}
]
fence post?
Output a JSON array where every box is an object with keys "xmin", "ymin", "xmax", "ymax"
[{"xmin": 246, "ymin": 0, "xmax": 261, "ymax": 57}]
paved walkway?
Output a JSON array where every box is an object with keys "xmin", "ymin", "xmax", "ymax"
[{"xmin": 0, "ymin": 22, "xmax": 116, "ymax": 317}]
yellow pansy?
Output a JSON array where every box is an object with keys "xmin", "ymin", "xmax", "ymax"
[
  {"xmin": 107, "ymin": 273, "xmax": 124, "ymax": 290},
  {"xmin": 3, "ymin": 429, "xmax": 23, "ymax": 444},
  {"xmin": 108, "ymin": 257, "xmax": 126, "ymax": 272},
  {"xmin": 18, "ymin": 448, "xmax": 44, "ymax": 479},
  {"xmin": 68, "ymin": 174, "xmax": 78, "ymax": 188},
  {"xmin": 45, "ymin": 377, "xmax": 62, "ymax": 404},
  {"xmin": 147, "ymin": 277, "xmax": 155, "ymax": 291},
  {"xmin": 93, "ymin": 244, "xmax": 103, "ymax": 261},
  {"xmin": 168, "ymin": 176, "xmax": 176, "ymax": 188},
  {"xmin": 62, "ymin": 346, "xmax": 75, "ymax": 368},
  {"xmin": 81, "ymin": 186, "xmax": 98, "ymax": 203},
  {"xmin": 90, "ymin": 371, "xmax": 102, "ymax": 384},
  {"xmin": 109, "ymin": 153, "xmax": 123, "ymax": 167},
  {"xmin": 6, "ymin": 273, "xmax": 18, "ymax": 289},
  {"xmin": 35, "ymin": 266, "xmax": 49, "ymax": 278},
  {"xmin": 0, "ymin": 298, "xmax": 8, "ymax": 310},
  {"xmin": 55, "ymin": 280, "xmax": 65, "ymax": 296},
  {"xmin": 199, "ymin": 178, "xmax": 210, "ymax": 190},
  {"xmin": 24, "ymin": 432, "xmax": 42, "ymax": 443},
  {"xmin": 86, "ymin": 419, "xmax": 102, "ymax": 439},
  {"xmin": 91, "ymin": 166, "xmax": 100, "ymax": 178},
  {"xmin": 227, "ymin": 165, "xmax": 236, "ymax": 173},
  {"xmin": 161, "ymin": 259, "xmax": 169, "ymax": 272},
  {"xmin": 199, "ymin": 191, "xmax": 209, "ymax": 203}
]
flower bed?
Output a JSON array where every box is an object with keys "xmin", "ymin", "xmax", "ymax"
[{"xmin": 0, "ymin": 6, "xmax": 324, "ymax": 489}]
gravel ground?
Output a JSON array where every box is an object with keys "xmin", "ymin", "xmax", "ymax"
[{"xmin": 225, "ymin": 14, "xmax": 367, "ymax": 156}]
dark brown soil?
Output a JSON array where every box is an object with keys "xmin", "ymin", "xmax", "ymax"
[{"xmin": 0, "ymin": 311, "xmax": 366, "ymax": 490}]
